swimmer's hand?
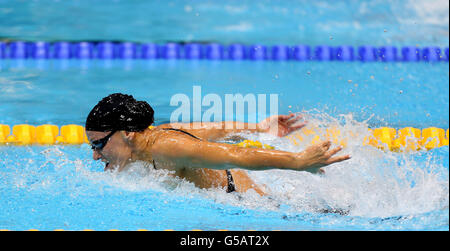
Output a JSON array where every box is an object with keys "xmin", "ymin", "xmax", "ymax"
[
  {"xmin": 258, "ymin": 113, "xmax": 307, "ymax": 137},
  {"xmin": 294, "ymin": 141, "xmax": 351, "ymax": 174}
]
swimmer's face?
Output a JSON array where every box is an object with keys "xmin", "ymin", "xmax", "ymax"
[{"xmin": 86, "ymin": 131, "xmax": 134, "ymax": 171}]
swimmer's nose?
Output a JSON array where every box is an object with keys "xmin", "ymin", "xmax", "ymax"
[{"xmin": 93, "ymin": 150, "xmax": 102, "ymax": 161}]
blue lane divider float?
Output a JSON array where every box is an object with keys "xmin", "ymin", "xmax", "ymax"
[
  {"xmin": 71, "ymin": 42, "xmax": 94, "ymax": 59},
  {"xmin": 334, "ymin": 46, "xmax": 354, "ymax": 61},
  {"xmin": 358, "ymin": 46, "xmax": 377, "ymax": 62},
  {"xmin": 205, "ymin": 43, "xmax": 224, "ymax": 60},
  {"xmin": 0, "ymin": 41, "xmax": 448, "ymax": 62},
  {"xmin": 0, "ymin": 42, "xmax": 6, "ymax": 58},
  {"xmin": 401, "ymin": 46, "xmax": 420, "ymax": 62},
  {"xmin": 228, "ymin": 44, "xmax": 246, "ymax": 60},
  {"xmin": 314, "ymin": 45, "xmax": 333, "ymax": 61},
  {"xmin": 271, "ymin": 45, "xmax": 288, "ymax": 60},
  {"xmin": 249, "ymin": 44, "xmax": 267, "ymax": 60},
  {"xmin": 141, "ymin": 43, "xmax": 158, "ymax": 59},
  {"xmin": 53, "ymin": 42, "xmax": 71, "ymax": 59},
  {"xmin": 290, "ymin": 45, "xmax": 312, "ymax": 61},
  {"xmin": 379, "ymin": 46, "xmax": 398, "ymax": 62}
]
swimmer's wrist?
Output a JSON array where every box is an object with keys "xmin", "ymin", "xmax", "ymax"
[{"xmin": 280, "ymin": 152, "xmax": 314, "ymax": 171}]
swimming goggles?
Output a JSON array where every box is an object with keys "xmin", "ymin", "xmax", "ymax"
[{"xmin": 90, "ymin": 130, "xmax": 117, "ymax": 151}]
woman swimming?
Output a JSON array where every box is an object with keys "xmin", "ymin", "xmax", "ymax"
[{"xmin": 85, "ymin": 93, "xmax": 351, "ymax": 196}]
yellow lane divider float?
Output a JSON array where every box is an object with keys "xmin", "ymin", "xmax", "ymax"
[
  {"xmin": 234, "ymin": 139, "xmax": 275, "ymax": 149},
  {"xmin": 0, "ymin": 124, "xmax": 448, "ymax": 151},
  {"xmin": 287, "ymin": 126, "xmax": 449, "ymax": 151},
  {"xmin": 0, "ymin": 124, "xmax": 88, "ymax": 145}
]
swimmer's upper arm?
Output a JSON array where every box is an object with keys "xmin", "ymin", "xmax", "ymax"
[{"xmin": 150, "ymin": 132, "xmax": 236, "ymax": 170}]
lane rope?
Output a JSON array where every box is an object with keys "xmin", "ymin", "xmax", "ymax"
[
  {"xmin": 0, "ymin": 41, "xmax": 448, "ymax": 62},
  {"xmin": 1, "ymin": 124, "xmax": 448, "ymax": 151}
]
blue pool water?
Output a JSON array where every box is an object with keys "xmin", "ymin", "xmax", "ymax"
[
  {"xmin": 0, "ymin": 60, "xmax": 448, "ymax": 128},
  {"xmin": 0, "ymin": 0, "xmax": 449, "ymax": 231},
  {"xmin": 0, "ymin": 0, "xmax": 448, "ymax": 46},
  {"xmin": 0, "ymin": 59, "xmax": 448, "ymax": 231}
]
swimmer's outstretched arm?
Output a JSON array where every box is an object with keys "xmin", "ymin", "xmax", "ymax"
[
  {"xmin": 158, "ymin": 114, "xmax": 307, "ymax": 140},
  {"xmin": 150, "ymin": 132, "xmax": 350, "ymax": 173}
]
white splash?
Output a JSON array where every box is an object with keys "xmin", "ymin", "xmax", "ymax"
[{"xmin": 72, "ymin": 112, "xmax": 449, "ymax": 218}]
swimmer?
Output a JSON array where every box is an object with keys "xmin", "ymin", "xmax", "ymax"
[{"xmin": 85, "ymin": 93, "xmax": 351, "ymax": 196}]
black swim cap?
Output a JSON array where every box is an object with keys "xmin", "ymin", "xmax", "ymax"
[{"xmin": 86, "ymin": 93, "xmax": 154, "ymax": 132}]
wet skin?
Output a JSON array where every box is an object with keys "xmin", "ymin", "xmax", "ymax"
[{"xmin": 87, "ymin": 114, "xmax": 351, "ymax": 196}]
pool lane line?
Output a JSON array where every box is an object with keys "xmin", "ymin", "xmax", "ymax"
[
  {"xmin": 0, "ymin": 41, "xmax": 448, "ymax": 62},
  {"xmin": 0, "ymin": 124, "xmax": 448, "ymax": 151}
]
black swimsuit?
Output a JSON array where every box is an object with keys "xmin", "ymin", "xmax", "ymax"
[{"xmin": 152, "ymin": 128, "xmax": 236, "ymax": 193}]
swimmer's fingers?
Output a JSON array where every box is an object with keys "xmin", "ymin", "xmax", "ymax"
[
  {"xmin": 278, "ymin": 113, "xmax": 296, "ymax": 122},
  {"xmin": 324, "ymin": 145, "xmax": 351, "ymax": 164},
  {"xmin": 325, "ymin": 145, "xmax": 343, "ymax": 157},
  {"xmin": 282, "ymin": 113, "xmax": 304, "ymax": 123},
  {"xmin": 321, "ymin": 140, "xmax": 332, "ymax": 151},
  {"xmin": 285, "ymin": 114, "xmax": 303, "ymax": 125},
  {"xmin": 298, "ymin": 141, "xmax": 350, "ymax": 174},
  {"xmin": 287, "ymin": 121, "xmax": 308, "ymax": 133},
  {"xmin": 325, "ymin": 154, "xmax": 351, "ymax": 165}
]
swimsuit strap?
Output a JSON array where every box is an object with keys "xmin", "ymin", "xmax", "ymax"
[
  {"xmin": 153, "ymin": 128, "xmax": 237, "ymax": 193},
  {"xmin": 162, "ymin": 128, "xmax": 202, "ymax": 140},
  {"xmin": 225, "ymin": 170, "xmax": 236, "ymax": 193}
]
